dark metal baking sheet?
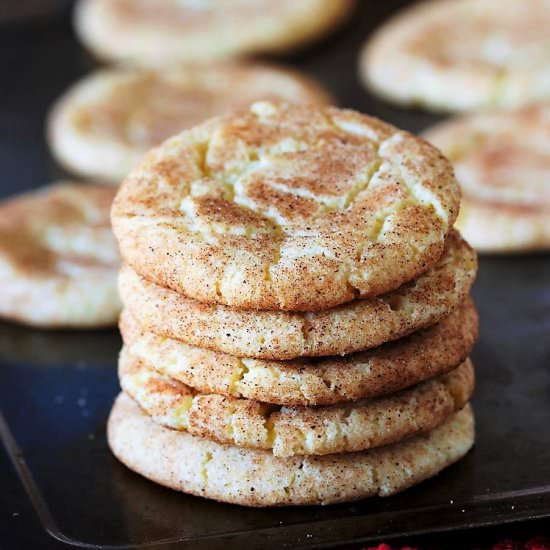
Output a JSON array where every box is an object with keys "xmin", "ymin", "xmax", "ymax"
[{"xmin": 1, "ymin": 1, "xmax": 550, "ymax": 549}]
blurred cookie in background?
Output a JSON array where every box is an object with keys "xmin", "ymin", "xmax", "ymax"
[
  {"xmin": 74, "ymin": 0, "xmax": 355, "ymax": 66},
  {"xmin": 0, "ymin": 182, "xmax": 120, "ymax": 328},
  {"xmin": 452, "ymin": 198, "xmax": 550, "ymax": 254},
  {"xmin": 360, "ymin": 0, "xmax": 550, "ymax": 112},
  {"xmin": 424, "ymin": 102, "xmax": 550, "ymax": 252},
  {"xmin": 47, "ymin": 63, "xmax": 334, "ymax": 183}
]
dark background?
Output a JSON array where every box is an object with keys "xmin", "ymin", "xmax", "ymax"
[{"xmin": 0, "ymin": 1, "xmax": 549, "ymax": 549}]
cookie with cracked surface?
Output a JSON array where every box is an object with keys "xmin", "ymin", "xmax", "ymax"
[
  {"xmin": 118, "ymin": 230, "xmax": 477, "ymax": 360},
  {"xmin": 108, "ymin": 393, "xmax": 475, "ymax": 506},
  {"xmin": 120, "ymin": 299, "xmax": 478, "ymax": 407},
  {"xmin": 119, "ymin": 348, "xmax": 474, "ymax": 457},
  {"xmin": 0, "ymin": 182, "xmax": 120, "ymax": 328},
  {"xmin": 48, "ymin": 64, "xmax": 333, "ymax": 183},
  {"xmin": 112, "ymin": 101, "xmax": 461, "ymax": 311},
  {"xmin": 75, "ymin": 0, "xmax": 355, "ymax": 66},
  {"xmin": 360, "ymin": 0, "xmax": 550, "ymax": 112}
]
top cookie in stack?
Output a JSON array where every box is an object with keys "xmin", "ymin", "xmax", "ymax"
[
  {"xmin": 112, "ymin": 101, "xmax": 460, "ymax": 313},
  {"xmin": 109, "ymin": 102, "xmax": 477, "ymax": 507}
]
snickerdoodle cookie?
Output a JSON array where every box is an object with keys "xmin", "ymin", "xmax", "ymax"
[
  {"xmin": 0, "ymin": 182, "xmax": 120, "ymax": 327},
  {"xmin": 75, "ymin": 0, "xmax": 355, "ymax": 65},
  {"xmin": 112, "ymin": 101, "xmax": 461, "ymax": 311},
  {"xmin": 48, "ymin": 64, "xmax": 332, "ymax": 183},
  {"xmin": 108, "ymin": 393, "xmax": 475, "ymax": 506},
  {"xmin": 361, "ymin": 0, "xmax": 550, "ymax": 112}
]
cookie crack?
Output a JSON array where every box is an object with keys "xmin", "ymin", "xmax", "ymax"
[
  {"xmin": 228, "ymin": 358, "xmax": 250, "ymax": 396},
  {"xmin": 393, "ymin": 155, "xmax": 449, "ymax": 227},
  {"xmin": 200, "ymin": 451, "xmax": 213, "ymax": 487}
]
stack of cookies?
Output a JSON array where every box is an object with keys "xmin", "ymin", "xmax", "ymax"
[{"xmin": 109, "ymin": 101, "xmax": 478, "ymax": 507}]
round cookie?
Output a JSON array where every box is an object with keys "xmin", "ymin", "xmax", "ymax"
[
  {"xmin": 424, "ymin": 103, "xmax": 550, "ymax": 208},
  {"xmin": 120, "ymin": 350, "xmax": 474, "ymax": 457},
  {"xmin": 360, "ymin": 0, "xmax": 550, "ymax": 112},
  {"xmin": 48, "ymin": 64, "xmax": 333, "ymax": 183},
  {"xmin": 0, "ymin": 182, "xmax": 120, "ymax": 328},
  {"xmin": 121, "ymin": 299, "xmax": 478, "ymax": 406},
  {"xmin": 112, "ymin": 101, "xmax": 461, "ymax": 311},
  {"xmin": 108, "ymin": 393, "xmax": 475, "ymax": 506},
  {"xmin": 118, "ymin": 230, "xmax": 477, "ymax": 359},
  {"xmin": 455, "ymin": 197, "xmax": 550, "ymax": 253},
  {"xmin": 424, "ymin": 103, "xmax": 550, "ymax": 251},
  {"xmin": 75, "ymin": 0, "xmax": 355, "ymax": 66}
]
